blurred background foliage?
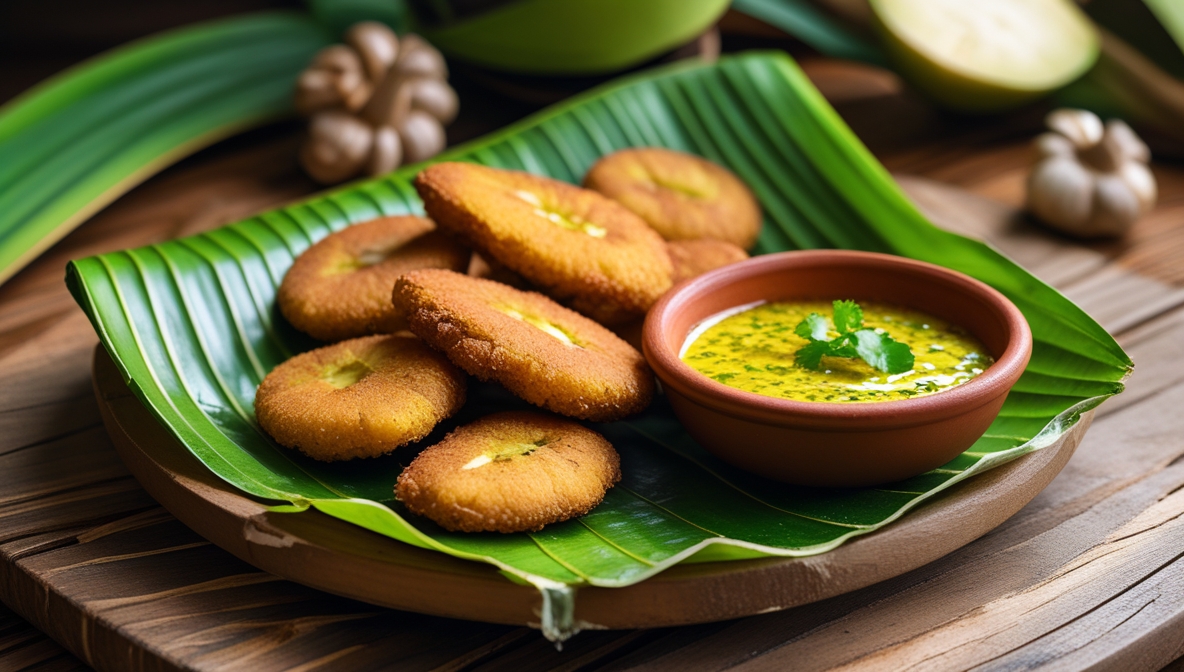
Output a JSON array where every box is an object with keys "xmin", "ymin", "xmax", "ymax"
[{"xmin": 2, "ymin": 0, "xmax": 1183, "ymax": 285}]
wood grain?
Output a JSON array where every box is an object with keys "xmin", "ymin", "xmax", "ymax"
[
  {"xmin": 0, "ymin": 602, "xmax": 88, "ymax": 671},
  {"xmin": 1, "ymin": 58, "xmax": 1183, "ymax": 670}
]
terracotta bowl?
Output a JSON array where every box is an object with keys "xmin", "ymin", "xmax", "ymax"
[{"xmin": 642, "ymin": 250, "xmax": 1033, "ymax": 488}]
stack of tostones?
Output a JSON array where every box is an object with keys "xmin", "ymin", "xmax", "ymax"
[
  {"xmin": 415, "ymin": 162, "xmax": 673, "ymax": 325},
  {"xmin": 255, "ymin": 148, "xmax": 763, "ymax": 534}
]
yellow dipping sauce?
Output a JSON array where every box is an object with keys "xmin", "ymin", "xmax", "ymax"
[{"xmin": 681, "ymin": 301, "xmax": 993, "ymax": 403}]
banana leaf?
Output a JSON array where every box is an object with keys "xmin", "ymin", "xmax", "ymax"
[
  {"xmin": 1080, "ymin": 0, "xmax": 1184, "ymax": 80},
  {"xmin": 0, "ymin": 12, "xmax": 331, "ymax": 286},
  {"xmin": 67, "ymin": 52, "xmax": 1129, "ymax": 641},
  {"xmin": 1143, "ymin": 0, "xmax": 1184, "ymax": 64},
  {"xmin": 730, "ymin": 0, "xmax": 885, "ymax": 66}
]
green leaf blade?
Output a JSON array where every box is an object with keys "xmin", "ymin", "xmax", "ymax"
[
  {"xmin": 730, "ymin": 0, "xmax": 886, "ymax": 66},
  {"xmin": 0, "ymin": 12, "xmax": 332, "ymax": 286}
]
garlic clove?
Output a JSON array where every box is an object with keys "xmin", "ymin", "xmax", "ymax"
[
  {"xmin": 1046, "ymin": 108, "xmax": 1103, "ymax": 149},
  {"xmin": 393, "ymin": 35, "xmax": 449, "ymax": 80},
  {"xmin": 1105, "ymin": 119, "xmax": 1151, "ymax": 163},
  {"xmin": 406, "ymin": 78, "xmax": 459, "ymax": 124},
  {"xmin": 296, "ymin": 46, "xmax": 366, "ymax": 115},
  {"xmin": 1119, "ymin": 160, "xmax": 1157, "ymax": 212},
  {"xmin": 360, "ymin": 74, "xmax": 459, "ymax": 128},
  {"xmin": 346, "ymin": 22, "xmax": 399, "ymax": 83},
  {"xmin": 1027, "ymin": 157, "xmax": 1094, "ymax": 231},
  {"xmin": 295, "ymin": 70, "xmax": 343, "ymax": 115},
  {"xmin": 397, "ymin": 110, "xmax": 447, "ymax": 164},
  {"xmin": 1088, "ymin": 173, "xmax": 1141, "ymax": 237},
  {"xmin": 312, "ymin": 45, "xmax": 363, "ymax": 74},
  {"xmin": 359, "ymin": 70, "xmax": 412, "ymax": 128},
  {"xmin": 1034, "ymin": 132, "xmax": 1076, "ymax": 158},
  {"xmin": 300, "ymin": 111, "xmax": 373, "ymax": 184},
  {"xmin": 1080, "ymin": 128, "xmax": 1126, "ymax": 172},
  {"xmin": 368, "ymin": 126, "xmax": 403, "ymax": 176},
  {"xmin": 341, "ymin": 80, "xmax": 372, "ymax": 112}
]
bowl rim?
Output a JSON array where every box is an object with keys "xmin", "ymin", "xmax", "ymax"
[{"xmin": 642, "ymin": 250, "xmax": 1033, "ymax": 430}]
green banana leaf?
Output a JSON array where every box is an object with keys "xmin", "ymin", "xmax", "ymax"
[
  {"xmin": 68, "ymin": 52, "xmax": 1129, "ymax": 640},
  {"xmin": 730, "ymin": 0, "xmax": 886, "ymax": 66},
  {"xmin": 0, "ymin": 12, "xmax": 331, "ymax": 286},
  {"xmin": 1144, "ymin": 0, "xmax": 1184, "ymax": 63}
]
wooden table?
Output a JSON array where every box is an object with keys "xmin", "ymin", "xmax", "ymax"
[{"xmin": 4, "ymin": 30, "xmax": 1184, "ymax": 672}]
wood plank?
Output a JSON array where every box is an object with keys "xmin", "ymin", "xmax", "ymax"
[
  {"xmin": 4, "ymin": 495, "xmax": 524, "ymax": 671},
  {"xmin": 812, "ymin": 487, "xmax": 1184, "ymax": 671},
  {"xmin": 0, "ymin": 603, "xmax": 89, "ymax": 671}
]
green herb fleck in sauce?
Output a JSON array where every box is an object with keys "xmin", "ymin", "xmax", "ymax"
[{"xmin": 681, "ymin": 300, "xmax": 993, "ymax": 403}]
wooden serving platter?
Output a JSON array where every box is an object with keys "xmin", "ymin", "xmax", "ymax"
[{"xmin": 94, "ymin": 345, "xmax": 1092, "ymax": 630}]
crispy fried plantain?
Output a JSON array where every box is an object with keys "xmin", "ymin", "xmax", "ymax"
[
  {"xmin": 394, "ymin": 269, "xmax": 654, "ymax": 421},
  {"xmin": 255, "ymin": 334, "xmax": 466, "ymax": 461},
  {"xmin": 278, "ymin": 215, "xmax": 469, "ymax": 341},
  {"xmin": 584, "ymin": 147, "xmax": 762, "ymax": 248},
  {"xmin": 396, "ymin": 411, "xmax": 620, "ymax": 533},
  {"xmin": 415, "ymin": 162, "xmax": 672, "ymax": 325}
]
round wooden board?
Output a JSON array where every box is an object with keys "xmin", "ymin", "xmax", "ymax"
[{"xmin": 93, "ymin": 346, "xmax": 1092, "ymax": 631}]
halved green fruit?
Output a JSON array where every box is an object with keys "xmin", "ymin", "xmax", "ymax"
[
  {"xmin": 419, "ymin": 0, "xmax": 730, "ymax": 75},
  {"xmin": 870, "ymin": 0, "xmax": 1099, "ymax": 111}
]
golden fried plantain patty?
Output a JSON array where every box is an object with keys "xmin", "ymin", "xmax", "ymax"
[
  {"xmin": 584, "ymin": 147, "xmax": 762, "ymax": 248},
  {"xmin": 278, "ymin": 215, "xmax": 470, "ymax": 342},
  {"xmin": 393, "ymin": 269, "xmax": 654, "ymax": 421},
  {"xmin": 666, "ymin": 238, "xmax": 749, "ymax": 283},
  {"xmin": 395, "ymin": 411, "xmax": 621, "ymax": 533},
  {"xmin": 255, "ymin": 334, "xmax": 466, "ymax": 461},
  {"xmin": 414, "ymin": 162, "xmax": 672, "ymax": 325}
]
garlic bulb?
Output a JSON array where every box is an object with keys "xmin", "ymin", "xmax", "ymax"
[
  {"xmin": 295, "ymin": 23, "xmax": 457, "ymax": 185},
  {"xmin": 1026, "ymin": 109, "xmax": 1156, "ymax": 238}
]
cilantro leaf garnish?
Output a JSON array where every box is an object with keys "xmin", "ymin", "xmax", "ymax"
[
  {"xmin": 851, "ymin": 329, "xmax": 914, "ymax": 374},
  {"xmin": 794, "ymin": 313, "xmax": 830, "ymax": 341},
  {"xmin": 832, "ymin": 299, "xmax": 863, "ymax": 333},
  {"xmin": 793, "ymin": 339, "xmax": 832, "ymax": 370},
  {"xmin": 792, "ymin": 300, "xmax": 914, "ymax": 374}
]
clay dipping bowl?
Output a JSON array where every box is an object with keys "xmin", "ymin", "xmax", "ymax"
[{"xmin": 643, "ymin": 250, "xmax": 1032, "ymax": 488}]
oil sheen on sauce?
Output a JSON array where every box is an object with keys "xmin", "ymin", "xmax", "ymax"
[{"xmin": 681, "ymin": 301, "xmax": 994, "ymax": 403}]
